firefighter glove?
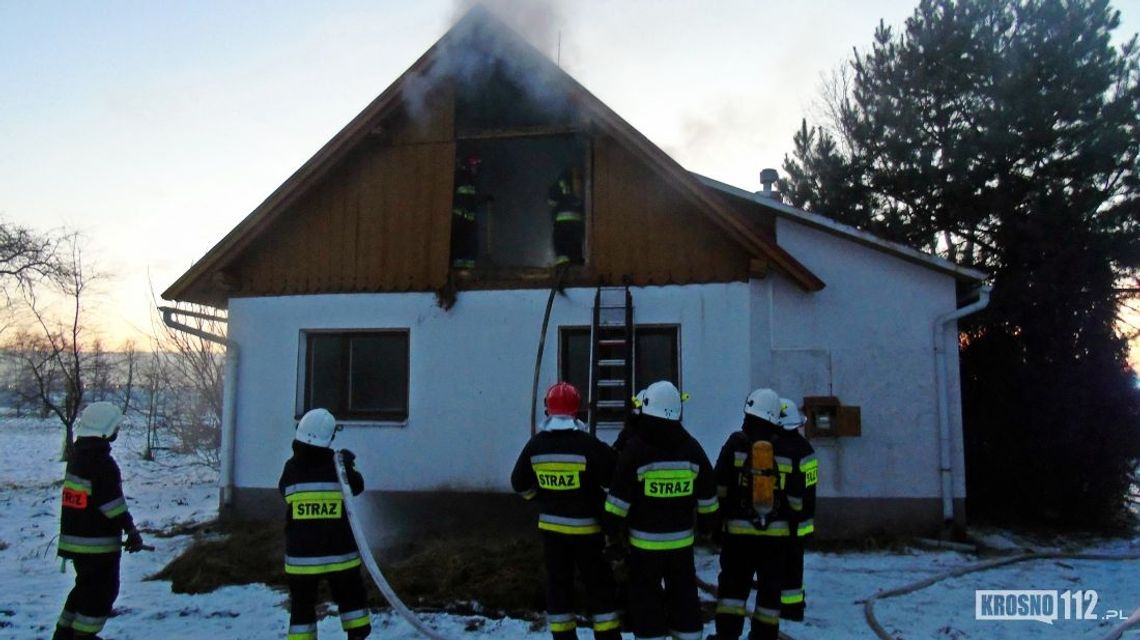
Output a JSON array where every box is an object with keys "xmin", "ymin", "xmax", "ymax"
[
  {"xmin": 603, "ymin": 537, "xmax": 628, "ymax": 564},
  {"xmin": 124, "ymin": 527, "xmax": 145, "ymax": 553}
]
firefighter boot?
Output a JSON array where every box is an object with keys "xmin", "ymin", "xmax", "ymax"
[
  {"xmin": 347, "ymin": 628, "xmax": 371, "ymax": 640},
  {"xmin": 50, "ymin": 626, "xmax": 73, "ymax": 640}
]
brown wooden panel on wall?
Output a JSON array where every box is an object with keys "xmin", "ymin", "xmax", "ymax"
[
  {"xmin": 230, "ymin": 139, "xmax": 454, "ymax": 297},
  {"xmin": 591, "ymin": 136, "xmax": 751, "ymax": 285}
]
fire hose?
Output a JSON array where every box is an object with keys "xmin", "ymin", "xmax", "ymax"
[
  {"xmin": 861, "ymin": 551, "xmax": 1140, "ymax": 640},
  {"xmin": 335, "ymin": 450, "xmax": 452, "ymax": 640}
]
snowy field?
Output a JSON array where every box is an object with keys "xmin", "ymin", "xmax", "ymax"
[{"xmin": 1, "ymin": 417, "xmax": 1137, "ymax": 640}]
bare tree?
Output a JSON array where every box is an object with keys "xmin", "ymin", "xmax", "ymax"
[
  {"xmin": 2, "ymin": 236, "xmax": 103, "ymax": 460},
  {"xmin": 0, "ymin": 218, "xmax": 69, "ymax": 301},
  {"xmin": 148, "ymin": 302, "xmax": 226, "ymax": 468},
  {"xmin": 117, "ymin": 339, "xmax": 138, "ymax": 415}
]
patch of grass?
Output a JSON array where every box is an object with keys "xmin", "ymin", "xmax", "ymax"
[
  {"xmin": 149, "ymin": 522, "xmax": 548, "ymax": 618},
  {"xmin": 383, "ymin": 534, "xmax": 546, "ymax": 617},
  {"xmin": 148, "ymin": 520, "xmax": 286, "ymax": 594}
]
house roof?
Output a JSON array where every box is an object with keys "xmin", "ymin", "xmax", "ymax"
[
  {"xmin": 696, "ymin": 174, "xmax": 988, "ymax": 283},
  {"xmin": 162, "ymin": 7, "xmax": 824, "ymax": 304}
]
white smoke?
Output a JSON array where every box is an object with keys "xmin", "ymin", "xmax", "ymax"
[{"xmin": 401, "ymin": 0, "xmax": 572, "ymax": 123}]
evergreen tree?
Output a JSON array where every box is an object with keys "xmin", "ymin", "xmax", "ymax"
[{"xmin": 782, "ymin": 0, "xmax": 1140, "ymax": 526}]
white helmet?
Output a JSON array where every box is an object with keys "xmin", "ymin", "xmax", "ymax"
[
  {"xmin": 744, "ymin": 388, "xmax": 781, "ymax": 424},
  {"xmin": 640, "ymin": 380, "xmax": 683, "ymax": 421},
  {"xmin": 296, "ymin": 408, "xmax": 339, "ymax": 448},
  {"xmin": 75, "ymin": 402, "xmax": 124, "ymax": 439},
  {"xmin": 631, "ymin": 388, "xmax": 649, "ymax": 415},
  {"xmin": 778, "ymin": 397, "xmax": 805, "ymax": 431}
]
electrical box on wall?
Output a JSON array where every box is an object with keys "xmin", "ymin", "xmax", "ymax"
[{"xmin": 803, "ymin": 396, "xmax": 861, "ymax": 437}]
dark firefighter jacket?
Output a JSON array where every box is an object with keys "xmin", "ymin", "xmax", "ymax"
[
  {"xmin": 713, "ymin": 415, "xmax": 817, "ymax": 538},
  {"xmin": 59, "ymin": 437, "xmax": 136, "ymax": 558},
  {"xmin": 511, "ymin": 428, "xmax": 617, "ymax": 535},
  {"xmin": 603, "ymin": 416, "xmax": 718, "ymax": 551},
  {"xmin": 278, "ymin": 441, "xmax": 364, "ymax": 575},
  {"xmin": 548, "ymin": 168, "xmax": 584, "ymax": 222},
  {"xmin": 453, "ymin": 167, "xmax": 481, "ymax": 221}
]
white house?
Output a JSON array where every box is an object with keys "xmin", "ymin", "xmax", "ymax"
[{"xmin": 163, "ymin": 8, "xmax": 987, "ymax": 540}]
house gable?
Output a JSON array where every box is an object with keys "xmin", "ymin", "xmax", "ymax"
[{"xmin": 163, "ymin": 7, "xmax": 823, "ymax": 307}]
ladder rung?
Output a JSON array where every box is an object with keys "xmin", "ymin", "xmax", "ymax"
[
  {"xmin": 598, "ymin": 339, "xmax": 626, "ymax": 346},
  {"xmin": 597, "ymin": 379, "xmax": 625, "ymax": 388},
  {"xmin": 596, "ymin": 421, "xmax": 624, "ymax": 430},
  {"xmin": 599, "ymin": 321, "xmax": 626, "ymax": 328},
  {"xmin": 598, "ymin": 359, "xmax": 626, "ymax": 367},
  {"xmin": 598, "ymin": 305, "xmax": 628, "ymax": 310},
  {"xmin": 597, "ymin": 400, "xmax": 626, "ymax": 409}
]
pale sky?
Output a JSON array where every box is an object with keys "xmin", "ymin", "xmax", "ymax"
[{"xmin": 2, "ymin": 0, "xmax": 1138, "ymax": 357}]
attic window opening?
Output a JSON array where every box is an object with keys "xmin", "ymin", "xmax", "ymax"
[{"xmin": 451, "ymin": 134, "xmax": 589, "ymax": 269}]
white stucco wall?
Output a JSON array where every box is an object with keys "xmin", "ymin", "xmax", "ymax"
[
  {"xmin": 226, "ymin": 283, "xmax": 753, "ymax": 493},
  {"xmin": 771, "ymin": 217, "xmax": 968, "ymax": 501}
]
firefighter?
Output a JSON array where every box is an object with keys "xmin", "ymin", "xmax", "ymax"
[
  {"xmin": 54, "ymin": 401, "xmax": 145, "ymax": 640},
  {"xmin": 511, "ymin": 382, "xmax": 621, "ymax": 640},
  {"xmin": 450, "ymin": 153, "xmax": 484, "ymax": 269},
  {"xmin": 278, "ymin": 408, "xmax": 371, "ymax": 640},
  {"xmin": 775, "ymin": 398, "xmax": 817, "ymax": 622},
  {"xmin": 603, "ymin": 381, "xmax": 718, "ymax": 640},
  {"xmin": 710, "ymin": 388, "xmax": 793, "ymax": 640},
  {"xmin": 548, "ymin": 166, "xmax": 585, "ymax": 265}
]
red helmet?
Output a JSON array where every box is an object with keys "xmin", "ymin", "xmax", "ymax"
[
  {"xmin": 545, "ymin": 382, "xmax": 581, "ymax": 417},
  {"xmin": 463, "ymin": 153, "xmax": 482, "ymax": 170}
]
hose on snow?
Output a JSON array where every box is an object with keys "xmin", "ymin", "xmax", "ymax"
[
  {"xmin": 335, "ymin": 451, "xmax": 452, "ymax": 640},
  {"xmin": 861, "ymin": 550, "xmax": 1140, "ymax": 640}
]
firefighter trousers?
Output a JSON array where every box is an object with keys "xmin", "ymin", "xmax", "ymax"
[
  {"xmin": 287, "ymin": 567, "xmax": 371, "ymax": 639},
  {"xmin": 56, "ymin": 554, "xmax": 121, "ymax": 638},
  {"xmin": 781, "ymin": 537, "xmax": 806, "ymax": 621},
  {"xmin": 552, "ymin": 218, "xmax": 584, "ymax": 265},
  {"xmin": 714, "ymin": 535, "xmax": 786, "ymax": 640},
  {"xmin": 541, "ymin": 531, "xmax": 621, "ymax": 640},
  {"xmin": 627, "ymin": 546, "xmax": 703, "ymax": 640},
  {"xmin": 450, "ymin": 214, "xmax": 478, "ymax": 267}
]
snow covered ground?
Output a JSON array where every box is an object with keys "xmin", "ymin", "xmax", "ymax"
[{"xmin": 1, "ymin": 417, "xmax": 1137, "ymax": 639}]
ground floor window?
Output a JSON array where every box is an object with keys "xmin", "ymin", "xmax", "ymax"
[
  {"xmin": 558, "ymin": 325, "xmax": 680, "ymax": 421},
  {"xmin": 301, "ymin": 330, "xmax": 409, "ymax": 422}
]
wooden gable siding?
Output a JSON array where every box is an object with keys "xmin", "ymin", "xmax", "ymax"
[
  {"xmin": 224, "ymin": 90, "xmax": 456, "ymax": 299},
  {"xmin": 590, "ymin": 135, "xmax": 752, "ymax": 286}
]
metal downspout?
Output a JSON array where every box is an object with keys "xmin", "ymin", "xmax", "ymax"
[
  {"xmin": 159, "ymin": 306, "xmax": 238, "ymax": 508},
  {"xmin": 933, "ymin": 285, "xmax": 990, "ymax": 524}
]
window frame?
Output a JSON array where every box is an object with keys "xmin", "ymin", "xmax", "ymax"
[
  {"xmin": 297, "ymin": 329, "xmax": 411, "ymax": 425},
  {"xmin": 557, "ymin": 323, "xmax": 682, "ymax": 408}
]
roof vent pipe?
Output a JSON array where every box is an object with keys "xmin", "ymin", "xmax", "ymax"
[{"xmin": 758, "ymin": 168, "xmax": 779, "ymax": 198}]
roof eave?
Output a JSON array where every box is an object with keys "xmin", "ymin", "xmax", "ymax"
[{"xmin": 695, "ymin": 174, "xmax": 988, "ymax": 284}]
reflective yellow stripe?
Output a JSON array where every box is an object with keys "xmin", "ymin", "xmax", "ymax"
[
  {"xmin": 533, "ymin": 461, "xmax": 586, "ymax": 472},
  {"xmin": 725, "ymin": 519, "xmax": 790, "ymax": 537},
  {"xmin": 797, "ymin": 520, "xmax": 815, "ymax": 536},
  {"xmin": 285, "ymin": 557, "xmax": 362, "ymax": 575},
  {"xmin": 697, "ymin": 498, "xmax": 719, "ymax": 514},
  {"xmin": 555, "ymin": 211, "xmax": 583, "ymax": 222},
  {"xmin": 629, "ymin": 530, "xmax": 694, "ymax": 551},
  {"xmin": 716, "ymin": 598, "xmax": 748, "ymax": 616},
  {"xmin": 781, "ymin": 589, "xmax": 805, "ymax": 604},
  {"xmin": 285, "ymin": 491, "xmax": 342, "ymax": 503},
  {"xmin": 605, "ymin": 497, "xmax": 629, "ymax": 517},
  {"xmin": 342, "ymin": 614, "xmax": 371, "ymax": 630},
  {"xmin": 753, "ymin": 607, "xmax": 780, "ymax": 625},
  {"xmin": 538, "ymin": 521, "xmax": 602, "ymax": 535}
]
